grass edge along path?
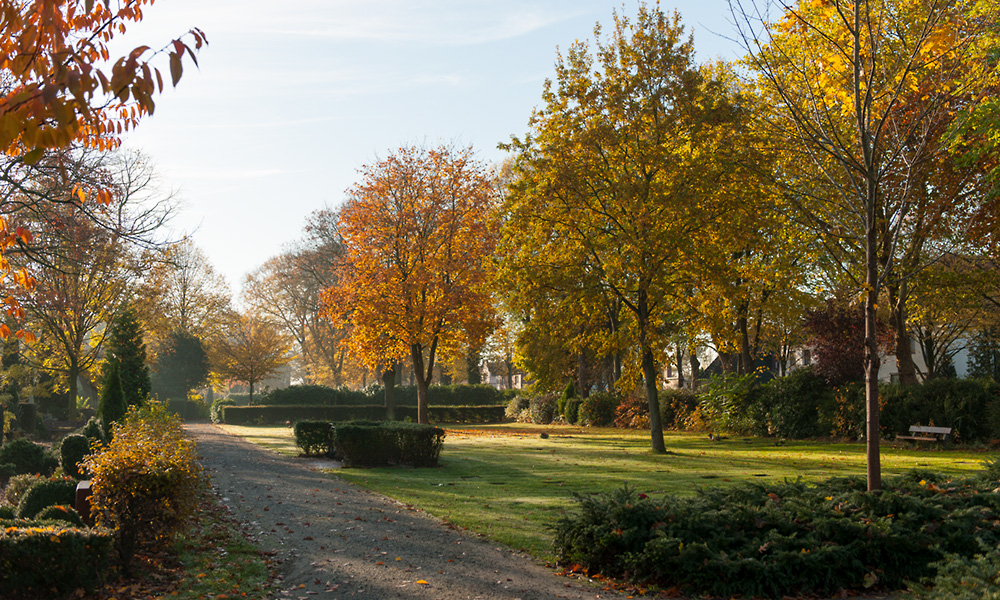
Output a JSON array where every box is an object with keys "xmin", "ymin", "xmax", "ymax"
[{"xmin": 218, "ymin": 423, "xmax": 988, "ymax": 560}]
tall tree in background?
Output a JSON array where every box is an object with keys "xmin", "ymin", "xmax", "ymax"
[
  {"xmin": 321, "ymin": 145, "xmax": 498, "ymax": 424},
  {"xmin": 211, "ymin": 312, "xmax": 292, "ymax": 402},
  {"xmin": 105, "ymin": 305, "xmax": 150, "ymax": 408},
  {"xmin": 732, "ymin": 0, "xmax": 999, "ymax": 490},
  {"xmin": 500, "ymin": 4, "xmax": 748, "ymax": 453},
  {"xmin": 244, "ymin": 209, "xmax": 349, "ymax": 386},
  {"xmin": 151, "ymin": 329, "xmax": 209, "ymax": 402}
]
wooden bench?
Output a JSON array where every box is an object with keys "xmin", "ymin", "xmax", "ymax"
[{"xmin": 897, "ymin": 425, "xmax": 952, "ymax": 443}]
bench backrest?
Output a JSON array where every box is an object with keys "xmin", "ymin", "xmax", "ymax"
[{"xmin": 909, "ymin": 425, "xmax": 952, "ymax": 435}]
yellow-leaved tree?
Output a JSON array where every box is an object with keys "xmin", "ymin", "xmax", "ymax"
[
  {"xmin": 321, "ymin": 145, "xmax": 498, "ymax": 424},
  {"xmin": 732, "ymin": 0, "xmax": 999, "ymax": 490},
  {"xmin": 499, "ymin": 4, "xmax": 757, "ymax": 453}
]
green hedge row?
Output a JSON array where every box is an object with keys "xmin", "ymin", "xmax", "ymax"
[
  {"xmin": 333, "ymin": 422, "xmax": 445, "ymax": 467},
  {"xmin": 221, "ymin": 404, "xmax": 505, "ymax": 425},
  {"xmin": 0, "ymin": 525, "xmax": 113, "ymax": 595},
  {"xmin": 236, "ymin": 383, "xmax": 513, "ymax": 408}
]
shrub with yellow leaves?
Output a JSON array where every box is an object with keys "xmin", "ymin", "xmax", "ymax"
[{"xmin": 81, "ymin": 402, "xmax": 200, "ymax": 573}]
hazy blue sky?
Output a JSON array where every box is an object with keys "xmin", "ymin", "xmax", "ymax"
[{"xmin": 121, "ymin": 1, "xmax": 745, "ymax": 295}]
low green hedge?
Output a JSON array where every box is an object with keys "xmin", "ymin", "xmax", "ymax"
[
  {"xmin": 265, "ymin": 384, "xmax": 375, "ymax": 406},
  {"xmin": 223, "ymin": 405, "xmax": 505, "ymax": 425},
  {"xmin": 293, "ymin": 421, "xmax": 332, "ymax": 456},
  {"xmin": 0, "ymin": 525, "xmax": 113, "ymax": 595},
  {"xmin": 333, "ymin": 421, "xmax": 444, "ymax": 467}
]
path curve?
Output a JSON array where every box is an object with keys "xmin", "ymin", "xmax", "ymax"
[{"xmin": 186, "ymin": 423, "xmax": 622, "ymax": 600}]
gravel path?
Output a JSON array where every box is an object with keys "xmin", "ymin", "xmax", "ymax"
[{"xmin": 186, "ymin": 423, "xmax": 623, "ymax": 600}]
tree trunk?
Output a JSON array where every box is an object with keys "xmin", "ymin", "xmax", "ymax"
[
  {"xmin": 637, "ymin": 291, "xmax": 665, "ymax": 453},
  {"xmin": 466, "ymin": 346, "xmax": 482, "ymax": 385},
  {"xmin": 675, "ymin": 344, "xmax": 685, "ymax": 389},
  {"xmin": 737, "ymin": 314, "xmax": 752, "ymax": 375},
  {"xmin": 688, "ymin": 345, "xmax": 700, "ymax": 389},
  {"xmin": 641, "ymin": 345, "xmax": 666, "ymax": 453},
  {"xmin": 504, "ymin": 353, "xmax": 514, "ymax": 390},
  {"xmin": 411, "ymin": 339, "xmax": 438, "ymax": 425},
  {"xmin": 864, "ymin": 187, "xmax": 883, "ymax": 492},
  {"xmin": 67, "ymin": 359, "xmax": 79, "ymax": 420},
  {"xmin": 249, "ymin": 380, "xmax": 255, "ymax": 404},
  {"xmin": 382, "ymin": 364, "xmax": 396, "ymax": 421},
  {"xmin": 887, "ymin": 283, "xmax": 918, "ymax": 385}
]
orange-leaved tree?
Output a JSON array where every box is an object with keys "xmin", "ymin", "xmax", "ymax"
[
  {"xmin": 321, "ymin": 145, "xmax": 499, "ymax": 424},
  {"xmin": 0, "ymin": 0, "xmax": 205, "ymax": 337}
]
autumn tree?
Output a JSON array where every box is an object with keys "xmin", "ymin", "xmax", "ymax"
[
  {"xmin": 0, "ymin": 0, "xmax": 204, "ymax": 333},
  {"xmin": 732, "ymin": 0, "xmax": 999, "ymax": 489},
  {"xmin": 321, "ymin": 145, "xmax": 498, "ymax": 424},
  {"xmin": 500, "ymin": 5, "xmax": 751, "ymax": 452},
  {"xmin": 244, "ymin": 209, "xmax": 349, "ymax": 386},
  {"xmin": 137, "ymin": 239, "xmax": 233, "ymax": 350},
  {"xmin": 211, "ymin": 312, "xmax": 292, "ymax": 402}
]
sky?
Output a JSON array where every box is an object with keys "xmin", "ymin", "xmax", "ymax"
[{"xmin": 119, "ymin": 1, "xmax": 746, "ymax": 296}]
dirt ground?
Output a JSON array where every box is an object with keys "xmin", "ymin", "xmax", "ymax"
[{"xmin": 185, "ymin": 423, "xmax": 624, "ymax": 600}]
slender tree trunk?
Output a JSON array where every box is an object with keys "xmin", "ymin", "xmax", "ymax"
[
  {"xmin": 504, "ymin": 353, "xmax": 514, "ymax": 390},
  {"xmin": 675, "ymin": 344, "xmax": 685, "ymax": 389},
  {"xmin": 688, "ymin": 345, "xmax": 700, "ymax": 389},
  {"xmin": 637, "ymin": 292, "xmax": 665, "ymax": 453},
  {"xmin": 865, "ymin": 198, "xmax": 883, "ymax": 491},
  {"xmin": 738, "ymin": 313, "xmax": 752, "ymax": 375},
  {"xmin": 411, "ymin": 339, "xmax": 438, "ymax": 424},
  {"xmin": 249, "ymin": 380, "xmax": 255, "ymax": 404},
  {"xmin": 382, "ymin": 364, "xmax": 396, "ymax": 421},
  {"xmin": 887, "ymin": 283, "xmax": 918, "ymax": 385},
  {"xmin": 67, "ymin": 359, "xmax": 79, "ymax": 420},
  {"xmin": 466, "ymin": 346, "xmax": 482, "ymax": 384}
]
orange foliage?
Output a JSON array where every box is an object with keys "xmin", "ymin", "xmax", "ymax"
[
  {"xmin": 321, "ymin": 145, "xmax": 498, "ymax": 422},
  {"xmin": 0, "ymin": 0, "xmax": 204, "ymax": 338}
]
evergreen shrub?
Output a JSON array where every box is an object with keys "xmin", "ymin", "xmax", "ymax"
[
  {"xmin": 528, "ymin": 393, "xmax": 558, "ymax": 424},
  {"xmin": 578, "ymin": 392, "xmax": 619, "ymax": 427},
  {"xmin": 0, "ymin": 505, "xmax": 14, "ymax": 519},
  {"xmin": 266, "ymin": 384, "xmax": 372, "ymax": 406},
  {"xmin": 293, "ymin": 421, "xmax": 333, "ymax": 456},
  {"xmin": 80, "ymin": 416, "xmax": 106, "ymax": 446},
  {"xmin": 760, "ymin": 368, "xmax": 828, "ymax": 438},
  {"xmin": 564, "ymin": 397, "xmax": 581, "ymax": 425},
  {"xmin": 221, "ymin": 404, "xmax": 503, "ymax": 425},
  {"xmin": 333, "ymin": 421, "xmax": 444, "ymax": 467},
  {"xmin": 0, "ymin": 438, "xmax": 49, "ymax": 476},
  {"xmin": 16, "ymin": 478, "xmax": 77, "ymax": 518},
  {"xmin": 553, "ymin": 470, "xmax": 1000, "ymax": 598},
  {"xmin": 35, "ymin": 505, "xmax": 85, "ymax": 527},
  {"xmin": 0, "ymin": 525, "xmax": 113, "ymax": 596},
  {"xmin": 59, "ymin": 433, "xmax": 91, "ymax": 479},
  {"xmin": 82, "ymin": 402, "xmax": 200, "ymax": 573}
]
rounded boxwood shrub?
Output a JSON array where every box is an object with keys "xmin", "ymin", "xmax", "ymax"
[
  {"xmin": 35, "ymin": 504, "xmax": 85, "ymax": 527},
  {"xmin": 578, "ymin": 392, "xmax": 619, "ymax": 427},
  {"xmin": 60, "ymin": 434, "xmax": 91, "ymax": 479},
  {"xmin": 0, "ymin": 438, "xmax": 48, "ymax": 476},
  {"xmin": 528, "ymin": 393, "xmax": 558, "ymax": 424},
  {"xmin": 16, "ymin": 478, "xmax": 77, "ymax": 518}
]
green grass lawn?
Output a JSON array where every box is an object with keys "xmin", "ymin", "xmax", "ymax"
[{"xmin": 219, "ymin": 422, "xmax": 991, "ymax": 559}]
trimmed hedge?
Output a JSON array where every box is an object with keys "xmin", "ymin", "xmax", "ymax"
[
  {"xmin": 266, "ymin": 384, "xmax": 374, "ymax": 406},
  {"xmin": 333, "ymin": 421, "xmax": 444, "ymax": 467},
  {"xmin": 17, "ymin": 479, "xmax": 77, "ymax": 518},
  {"xmin": 0, "ymin": 525, "xmax": 113, "ymax": 595},
  {"xmin": 0, "ymin": 438, "xmax": 49, "ymax": 476},
  {"xmin": 35, "ymin": 505, "xmax": 85, "ymax": 527},
  {"xmin": 222, "ymin": 404, "xmax": 505, "ymax": 425},
  {"xmin": 293, "ymin": 421, "xmax": 332, "ymax": 456}
]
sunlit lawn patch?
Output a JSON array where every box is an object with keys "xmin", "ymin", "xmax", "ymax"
[{"xmin": 222, "ymin": 422, "xmax": 988, "ymax": 559}]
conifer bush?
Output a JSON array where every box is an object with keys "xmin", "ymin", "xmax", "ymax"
[
  {"xmin": 59, "ymin": 433, "xmax": 91, "ymax": 479},
  {"xmin": 0, "ymin": 438, "xmax": 48, "ymax": 476},
  {"xmin": 82, "ymin": 402, "xmax": 201, "ymax": 573},
  {"xmin": 16, "ymin": 478, "xmax": 77, "ymax": 518}
]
